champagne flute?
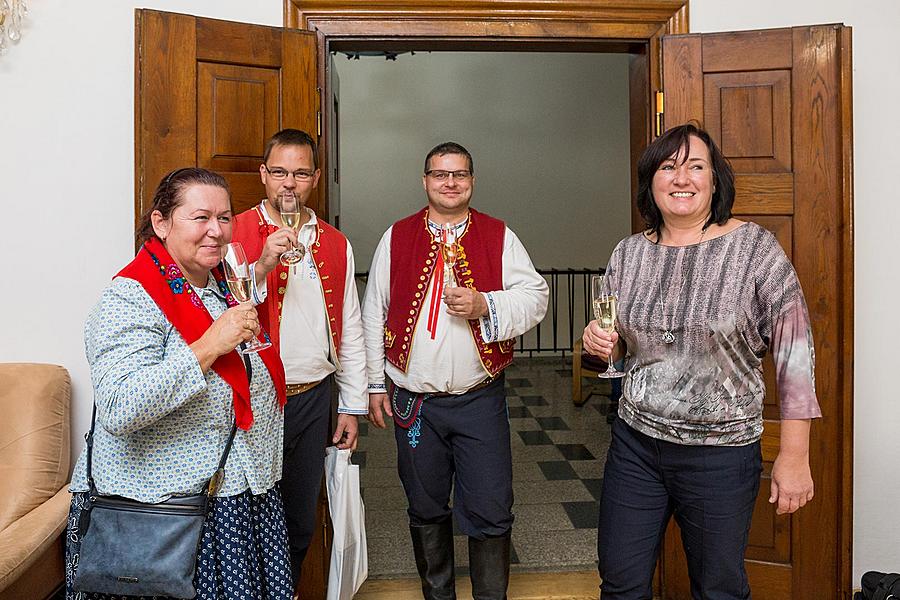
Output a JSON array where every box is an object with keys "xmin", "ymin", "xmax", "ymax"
[
  {"xmin": 592, "ymin": 274, "xmax": 625, "ymax": 378},
  {"xmin": 279, "ymin": 191, "xmax": 305, "ymax": 266},
  {"xmin": 222, "ymin": 242, "xmax": 272, "ymax": 354},
  {"xmin": 440, "ymin": 223, "xmax": 459, "ymax": 288}
]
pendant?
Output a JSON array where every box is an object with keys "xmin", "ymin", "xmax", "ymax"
[{"xmin": 662, "ymin": 330, "xmax": 675, "ymax": 344}]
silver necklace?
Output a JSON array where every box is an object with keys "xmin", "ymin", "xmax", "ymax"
[{"xmin": 656, "ymin": 226, "xmax": 707, "ymax": 344}]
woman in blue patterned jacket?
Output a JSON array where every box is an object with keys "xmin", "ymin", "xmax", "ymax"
[{"xmin": 66, "ymin": 168, "xmax": 293, "ymax": 599}]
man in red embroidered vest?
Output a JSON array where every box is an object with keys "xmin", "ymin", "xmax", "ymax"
[
  {"xmin": 363, "ymin": 142, "xmax": 548, "ymax": 600},
  {"xmin": 232, "ymin": 129, "xmax": 368, "ymax": 589}
]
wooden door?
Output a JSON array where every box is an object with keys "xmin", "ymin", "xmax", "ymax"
[
  {"xmin": 135, "ymin": 9, "xmax": 321, "ymax": 231},
  {"xmin": 659, "ymin": 25, "xmax": 853, "ymax": 600},
  {"xmin": 134, "ymin": 10, "xmax": 331, "ymax": 598}
]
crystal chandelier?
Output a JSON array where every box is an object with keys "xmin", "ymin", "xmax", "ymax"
[{"xmin": 0, "ymin": 0, "xmax": 27, "ymax": 54}]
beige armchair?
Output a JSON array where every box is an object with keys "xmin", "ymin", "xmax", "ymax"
[{"xmin": 0, "ymin": 364, "xmax": 72, "ymax": 600}]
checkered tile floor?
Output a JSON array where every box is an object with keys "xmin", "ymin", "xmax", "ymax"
[{"xmin": 356, "ymin": 356, "xmax": 618, "ymax": 577}]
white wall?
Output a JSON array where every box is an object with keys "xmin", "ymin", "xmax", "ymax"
[
  {"xmin": 1, "ymin": 0, "xmax": 894, "ymax": 586},
  {"xmin": 691, "ymin": 1, "xmax": 899, "ymax": 582},
  {"xmin": 334, "ymin": 52, "xmax": 633, "ymax": 272}
]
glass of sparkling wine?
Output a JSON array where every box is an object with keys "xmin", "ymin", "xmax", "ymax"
[
  {"xmin": 592, "ymin": 274, "xmax": 625, "ymax": 378},
  {"xmin": 279, "ymin": 191, "xmax": 305, "ymax": 266},
  {"xmin": 222, "ymin": 242, "xmax": 272, "ymax": 354},
  {"xmin": 440, "ymin": 223, "xmax": 459, "ymax": 288}
]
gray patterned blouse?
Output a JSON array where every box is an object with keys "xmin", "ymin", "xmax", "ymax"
[
  {"xmin": 69, "ymin": 277, "xmax": 283, "ymax": 502},
  {"xmin": 604, "ymin": 222, "xmax": 822, "ymax": 446}
]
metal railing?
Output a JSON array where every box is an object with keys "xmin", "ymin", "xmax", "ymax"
[
  {"xmin": 519, "ymin": 268, "xmax": 605, "ymax": 357},
  {"xmin": 355, "ymin": 267, "xmax": 605, "ymax": 357}
]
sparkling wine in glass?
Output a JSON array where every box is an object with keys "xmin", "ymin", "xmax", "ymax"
[
  {"xmin": 440, "ymin": 223, "xmax": 459, "ymax": 287},
  {"xmin": 222, "ymin": 242, "xmax": 272, "ymax": 354},
  {"xmin": 279, "ymin": 191, "xmax": 305, "ymax": 266},
  {"xmin": 591, "ymin": 274, "xmax": 625, "ymax": 378}
]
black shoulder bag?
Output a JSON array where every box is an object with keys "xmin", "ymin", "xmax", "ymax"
[
  {"xmin": 856, "ymin": 571, "xmax": 900, "ymax": 600},
  {"xmin": 73, "ymin": 353, "xmax": 250, "ymax": 598}
]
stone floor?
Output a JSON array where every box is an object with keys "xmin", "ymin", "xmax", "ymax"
[{"xmin": 355, "ymin": 356, "xmax": 618, "ymax": 578}]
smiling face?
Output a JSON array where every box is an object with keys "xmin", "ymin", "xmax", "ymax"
[
  {"xmin": 260, "ymin": 143, "xmax": 321, "ymax": 213},
  {"xmin": 152, "ymin": 184, "xmax": 233, "ymax": 286},
  {"xmin": 651, "ymin": 134, "xmax": 715, "ymax": 227},
  {"xmin": 423, "ymin": 152, "xmax": 475, "ymax": 220}
]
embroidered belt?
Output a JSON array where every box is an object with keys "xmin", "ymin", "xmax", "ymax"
[{"xmin": 285, "ymin": 379, "xmax": 324, "ymax": 396}]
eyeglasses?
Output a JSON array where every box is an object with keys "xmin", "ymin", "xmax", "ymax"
[
  {"xmin": 426, "ymin": 170, "xmax": 472, "ymax": 181},
  {"xmin": 264, "ymin": 165, "xmax": 316, "ymax": 181}
]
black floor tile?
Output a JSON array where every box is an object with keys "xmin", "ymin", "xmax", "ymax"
[
  {"xmin": 555, "ymin": 368, "xmax": 572, "ymax": 377},
  {"xmin": 518, "ymin": 430, "xmax": 554, "ymax": 445},
  {"xmin": 535, "ymin": 416, "xmax": 570, "ymax": 430},
  {"xmin": 520, "ymin": 395, "xmax": 548, "ymax": 406},
  {"xmin": 352, "ymin": 451, "xmax": 367, "ymax": 467},
  {"xmin": 556, "ymin": 444, "xmax": 596, "ymax": 460},
  {"xmin": 506, "ymin": 378, "xmax": 532, "ymax": 387},
  {"xmin": 581, "ymin": 478, "xmax": 604, "ymax": 501},
  {"xmin": 538, "ymin": 460, "xmax": 579, "ymax": 480},
  {"xmin": 562, "ymin": 500, "xmax": 600, "ymax": 529},
  {"xmin": 507, "ymin": 405, "xmax": 533, "ymax": 419}
]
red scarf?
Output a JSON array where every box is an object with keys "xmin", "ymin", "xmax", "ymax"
[{"xmin": 117, "ymin": 238, "xmax": 286, "ymax": 430}]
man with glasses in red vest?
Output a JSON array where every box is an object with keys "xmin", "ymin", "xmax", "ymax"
[
  {"xmin": 233, "ymin": 129, "xmax": 368, "ymax": 590},
  {"xmin": 363, "ymin": 142, "xmax": 548, "ymax": 600}
]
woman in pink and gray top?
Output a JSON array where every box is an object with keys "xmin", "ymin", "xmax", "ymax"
[{"xmin": 582, "ymin": 123, "xmax": 821, "ymax": 600}]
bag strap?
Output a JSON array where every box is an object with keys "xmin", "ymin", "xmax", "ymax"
[{"xmin": 86, "ymin": 347, "xmax": 252, "ymax": 497}]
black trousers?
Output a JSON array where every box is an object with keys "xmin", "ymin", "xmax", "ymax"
[
  {"xmin": 281, "ymin": 376, "xmax": 333, "ymax": 583},
  {"xmin": 597, "ymin": 418, "xmax": 762, "ymax": 600},
  {"xmin": 394, "ymin": 375, "xmax": 513, "ymax": 540}
]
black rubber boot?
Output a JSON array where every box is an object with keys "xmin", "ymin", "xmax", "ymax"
[
  {"xmin": 468, "ymin": 531, "xmax": 511, "ymax": 600},
  {"xmin": 410, "ymin": 520, "xmax": 457, "ymax": 600}
]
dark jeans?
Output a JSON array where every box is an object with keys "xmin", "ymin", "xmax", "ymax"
[
  {"xmin": 597, "ymin": 418, "xmax": 762, "ymax": 600},
  {"xmin": 394, "ymin": 376, "xmax": 513, "ymax": 540},
  {"xmin": 281, "ymin": 377, "xmax": 333, "ymax": 584}
]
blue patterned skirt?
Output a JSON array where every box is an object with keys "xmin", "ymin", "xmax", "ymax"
[{"xmin": 66, "ymin": 487, "xmax": 293, "ymax": 600}]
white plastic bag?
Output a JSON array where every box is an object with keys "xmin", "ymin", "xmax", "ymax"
[{"xmin": 324, "ymin": 447, "xmax": 368, "ymax": 600}]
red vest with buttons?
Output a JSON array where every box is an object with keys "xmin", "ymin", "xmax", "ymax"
[
  {"xmin": 384, "ymin": 207, "xmax": 514, "ymax": 377},
  {"xmin": 233, "ymin": 205, "xmax": 347, "ymax": 356}
]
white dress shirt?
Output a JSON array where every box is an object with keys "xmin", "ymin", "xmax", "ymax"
[
  {"xmin": 363, "ymin": 216, "xmax": 549, "ymax": 395},
  {"xmin": 257, "ymin": 203, "xmax": 368, "ymax": 415}
]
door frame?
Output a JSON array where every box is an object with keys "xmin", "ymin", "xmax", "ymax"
[{"xmin": 282, "ymin": 1, "xmax": 853, "ymax": 597}]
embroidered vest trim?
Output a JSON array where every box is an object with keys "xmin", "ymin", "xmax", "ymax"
[{"xmin": 385, "ymin": 207, "xmax": 514, "ymax": 377}]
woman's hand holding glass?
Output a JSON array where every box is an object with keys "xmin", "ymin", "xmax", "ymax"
[
  {"xmin": 222, "ymin": 242, "xmax": 272, "ymax": 354},
  {"xmin": 585, "ymin": 274, "xmax": 625, "ymax": 378}
]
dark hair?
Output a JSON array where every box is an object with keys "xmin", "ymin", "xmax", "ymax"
[
  {"xmin": 424, "ymin": 141, "xmax": 474, "ymax": 175},
  {"xmin": 263, "ymin": 128, "xmax": 318, "ymax": 169},
  {"xmin": 636, "ymin": 122, "xmax": 735, "ymax": 238},
  {"xmin": 136, "ymin": 167, "xmax": 230, "ymax": 244}
]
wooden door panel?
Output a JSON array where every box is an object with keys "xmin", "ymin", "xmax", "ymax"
[
  {"xmin": 705, "ymin": 70, "xmax": 792, "ymax": 173},
  {"xmin": 733, "ymin": 173, "xmax": 794, "ymax": 214},
  {"xmin": 197, "ymin": 63, "xmax": 280, "ymax": 167},
  {"xmin": 661, "ymin": 24, "xmax": 851, "ymax": 600},
  {"xmin": 700, "ymin": 28, "xmax": 792, "ymax": 72}
]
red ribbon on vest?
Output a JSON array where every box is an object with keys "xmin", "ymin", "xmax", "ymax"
[{"xmin": 426, "ymin": 249, "xmax": 445, "ymax": 339}]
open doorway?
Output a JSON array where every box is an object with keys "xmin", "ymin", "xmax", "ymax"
[
  {"xmin": 135, "ymin": 6, "xmax": 853, "ymax": 596},
  {"xmin": 334, "ymin": 49, "xmax": 635, "ymax": 576}
]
